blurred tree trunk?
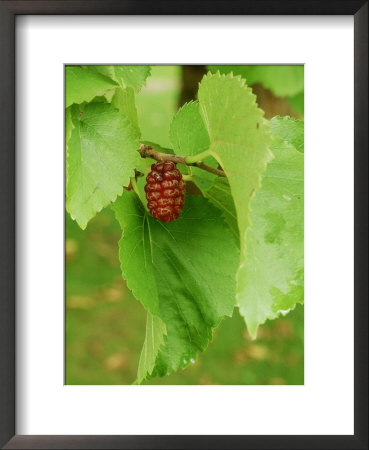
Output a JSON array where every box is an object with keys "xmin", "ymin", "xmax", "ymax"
[
  {"xmin": 179, "ymin": 65, "xmax": 207, "ymax": 107},
  {"xmin": 178, "ymin": 65, "xmax": 300, "ymax": 119},
  {"xmin": 250, "ymin": 83, "xmax": 301, "ymax": 119}
]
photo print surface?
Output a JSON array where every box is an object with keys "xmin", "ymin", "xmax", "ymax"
[{"xmin": 65, "ymin": 65, "xmax": 304, "ymax": 385}]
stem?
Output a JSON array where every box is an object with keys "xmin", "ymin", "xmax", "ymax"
[
  {"xmin": 130, "ymin": 176, "xmax": 148, "ymax": 211},
  {"xmin": 182, "ymin": 174, "xmax": 194, "ymax": 182},
  {"xmin": 138, "ymin": 145, "xmax": 226, "ymax": 178},
  {"xmin": 185, "ymin": 149, "xmax": 212, "ymax": 164}
]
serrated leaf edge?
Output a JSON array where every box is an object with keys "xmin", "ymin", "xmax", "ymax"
[{"xmin": 66, "ymin": 104, "xmax": 139, "ymax": 229}]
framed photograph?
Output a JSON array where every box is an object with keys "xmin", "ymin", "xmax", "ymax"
[{"xmin": 0, "ymin": 1, "xmax": 367, "ymax": 449}]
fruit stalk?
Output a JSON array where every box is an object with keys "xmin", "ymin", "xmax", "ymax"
[{"xmin": 138, "ymin": 145, "xmax": 226, "ymax": 178}]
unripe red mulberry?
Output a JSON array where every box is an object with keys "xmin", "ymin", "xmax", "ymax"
[{"xmin": 144, "ymin": 161, "xmax": 185, "ymax": 222}]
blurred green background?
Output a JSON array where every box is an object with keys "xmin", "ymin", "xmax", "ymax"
[{"xmin": 66, "ymin": 65, "xmax": 304, "ymax": 385}]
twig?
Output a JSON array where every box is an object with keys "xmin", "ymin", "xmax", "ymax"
[{"xmin": 138, "ymin": 144, "xmax": 226, "ymax": 178}]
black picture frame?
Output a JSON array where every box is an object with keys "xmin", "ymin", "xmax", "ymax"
[{"xmin": 0, "ymin": 1, "xmax": 367, "ymax": 449}]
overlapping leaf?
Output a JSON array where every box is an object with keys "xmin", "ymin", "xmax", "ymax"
[
  {"xmin": 65, "ymin": 66, "xmax": 118, "ymax": 107},
  {"xmin": 169, "ymin": 101, "xmax": 217, "ymax": 190},
  {"xmin": 113, "ymin": 192, "xmax": 239, "ymax": 382},
  {"xmin": 136, "ymin": 312, "xmax": 167, "ymax": 384},
  {"xmin": 198, "ymin": 72, "xmax": 273, "ymax": 332},
  {"xmin": 238, "ymin": 117, "xmax": 304, "ymax": 337},
  {"xmin": 88, "ymin": 65, "xmax": 151, "ymax": 92},
  {"xmin": 203, "ymin": 178, "xmax": 238, "ymax": 243},
  {"xmin": 65, "ymin": 106, "xmax": 73, "ymax": 146},
  {"xmin": 111, "ymin": 87, "xmax": 140, "ymax": 134},
  {"xmin": 65, "ymin": 106, "xmax": 74, "ymax": 184},
  {"xmin": 270, "ymin": 116, "xmax": 304, "ymax": 153},
  {"xmin": 200, "ymin": 117, "xmax": 304, "ymax": 337},
  {"xmin": 202, "ymin": 119, "xmax": 304, "ymax": 337},
  {"xmin": 66, "ymin": 102, "xmax": 140, "ymax": 229}
]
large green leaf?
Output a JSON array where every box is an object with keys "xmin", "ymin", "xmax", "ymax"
[
  {"xmin": 198, "ymin": 71, "xmax": 273, "ymax": 332},
  {"xmin": 88, "ymin": 65, "xmax": 151, "ymax": 92},
  {"xmin": 65, "ymin": 66, "xmax": 118, "ymax": 107},
  {"xmin": 65, "ymin": 106, "xmax": 73, "ymax": 147},
  {"xmin": 208, "ymin": 65, "xmax": 304, "ymax": 98},
  {"xmin": 169, "ymin": 101, "xmax": 218, "ymax": 190},
  {"xmin": 203, "ymin": 178, "xmax": 238, "ymax": 243},
  {"xmin": 111, "ymin": 87, "xmax": 140, "ymax": 135},
  {"xmin": 238, "ymin": 117, "xmax": 304, "ymax": 337},
  {"xmin": 270, "ymin": 116, "xmax": 304, "ymax": 153},
  {"xmin": 136, "ymin": 312, "xmax": 167, "ymax": 384},
  {"xmin": 112, "ymin": 192, "xmax": 239, "ymax": 382},
  {"xmin": 66, "ymin": 102, "xmax": 140, "ymax": 229},
  {"xmin": 65, "ymin": 106, "xmax": 74, "ymax": 184},
  {"xmin": 202, "ymin": 117, "xmax": 304, "ymax": 337},
  {"xmin": 169, "ymin": 101, "xmax": 209, "ymax": 154}
]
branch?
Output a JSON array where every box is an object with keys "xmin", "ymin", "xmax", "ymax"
[{"xmin": 138, "ymin": 145, "xmax": 226, "ymax": 178}]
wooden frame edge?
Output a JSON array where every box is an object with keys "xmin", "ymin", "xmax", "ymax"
[{"xmin": 0, "ymin": 1, "xmax": 367, "ymax": 449}]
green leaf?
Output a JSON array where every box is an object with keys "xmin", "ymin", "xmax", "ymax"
[
  {"xmin": 169, "ymin": 101, "xmax": 218, "ymax": 190},
  {"xmin": 169, "ymin": 101, "xmax": 210, "ymax": 153},
  {"xmin": 65, "ymin": 106, "xmax": 74, "ymax": 184},
  {"xmin": 198, "ymin": 71, "xmax": 273, "ymax": 331},
  {"xmin": 238, "ymin": 117, "xmax": 304, "ymax": 337},
  {"xmin": 65, "ymin": 106, "xmax": 73, "ymax": 146},
  {"xmin": 111, "ymin": 87, "xmax": 140, "ymax": 135},
  {"xmin": 88, "ymin": 65, "xmax": 151, "ymax": 92},
  {"xmin": 66, "ymin": 102, "xmax": 140, "ymax": 229},
  {"xmin": 202, "ymin": 178, "xmax": 238, "ymax": 243},
  {"xmin": 208, "ymin": 65, "xmax": 304, "ymax": 98},
  {"xmin": 136, "ymin": 312, "xmax": 167, "ymax": 384},
  {"xmin": 65, "ymin": 66, "xmax": 118, "ymax": 107},
  {"xmin": 270, "ymin": 116, "xmax": 304, "ymax": 153},
  {"xmin": 89, "ymin": 96, "xmax": 109, "ymax": 103},
  {"xmin": 112, "ymin": 192, "xmax": 239, "ymax": 381}
]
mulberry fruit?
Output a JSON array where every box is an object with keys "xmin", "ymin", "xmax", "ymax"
[{"xmin": 144, "ymin": 161, "xmax": 185, "ymax": 222}]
